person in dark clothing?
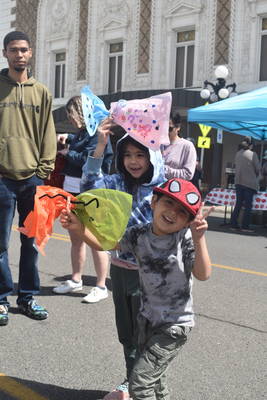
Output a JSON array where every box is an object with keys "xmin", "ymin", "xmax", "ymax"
[{"xmin": 230, "ymin": 137, "xmax": 260, "ymax": 233}]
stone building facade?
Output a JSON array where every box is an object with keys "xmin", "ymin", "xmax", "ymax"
[{"xmin": 1, "ymin": 0, "xmax": 267, "ymax": 188}]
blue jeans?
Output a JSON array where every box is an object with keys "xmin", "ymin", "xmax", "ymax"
[
  {"xmin": 0, "ymin": 175, "xmax": 43, "ymax": 307},
  {"xmin": 230, "ymin": 184, "xmax": 256, "ymax": 229}
]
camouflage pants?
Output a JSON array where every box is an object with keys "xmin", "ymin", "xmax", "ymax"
[{"xmin": 129, "ymin": 317, "xmax": 191, "ymax": 400}]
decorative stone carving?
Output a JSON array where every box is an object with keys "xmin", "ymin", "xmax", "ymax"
[
  {"xmin": 214, "ymin": 0, "xmax": 231, "ymax": 65},
  {"xmin": 51, "ymin": 0, "xmax": 68, "ymax": 19},
  {"xmin": 165, "ymin": 0, "xmax": 203, "ymax": 17},
  {"xmin": 138, "ymin": 0, "xmax": 152, "ymax": 74},
  {"xmin": 247, "ymin": 0, "xmax": 256, "ymax": 19},
  {"xmin": 12, "ymin": 0, "xmax": 40, "ymax": 75},
  {"xmin": 77, "ymin": 0, "xmax": 89, "ymax": 81},
  {"xmin": 51, "ymin": 0, "xmax": 70, "ymax": 34},
  {"xmin": 98, "ymin": 0, "xmax": 130, "ymax": 31}
]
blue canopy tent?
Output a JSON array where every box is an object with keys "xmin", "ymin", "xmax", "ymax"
[{"xmin": 188, "ymin": 86, "xmax": 267, "ymax": 141}]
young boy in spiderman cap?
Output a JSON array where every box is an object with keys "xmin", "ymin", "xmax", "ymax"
[{"xmin": 60, "ymin": 178, "xmax": 213, "ymax": 400}]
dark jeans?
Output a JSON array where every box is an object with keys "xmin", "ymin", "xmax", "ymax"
[
  {"xmin": 230, "ymin": 184, "xmax": 256, "ymax": 229},
  {"xmin": 0, "ymin": 175, "xmax": 43, "ymax": 307},
  {"xmin": 110, "ymin": 264, "xmax": 141, "ymax": 380}
]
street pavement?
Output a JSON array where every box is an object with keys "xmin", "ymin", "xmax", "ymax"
[{"xmin": 0, "ymin": 211, "xmax": 266, "ymax": 400}]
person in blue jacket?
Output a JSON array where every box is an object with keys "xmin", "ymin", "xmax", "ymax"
[
  {"xmin": 80, "ymin": 117, "xmax": 165, "ymax": 400},
  {"xmin": 53, "ymin": 96, "xmax": 114, "ymax": 303}
]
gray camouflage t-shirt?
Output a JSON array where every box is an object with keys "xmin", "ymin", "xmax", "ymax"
[{"xmin": 120, "ymin": 223, "xmax": 195, "ymax": 327}]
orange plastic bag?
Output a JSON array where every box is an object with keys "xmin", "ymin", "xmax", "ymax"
[
  {"xmin": 19, "ymin": 186, "xmax": 133, "ymax": 254},
  {"xmin": 19, "ymin": 186, "xmax": 76, "ymax": 255}
]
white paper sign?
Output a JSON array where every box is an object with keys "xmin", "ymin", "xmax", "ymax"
[{"xmin": 217, "ymin": 129, "xmax": 223, "ymax": 144}]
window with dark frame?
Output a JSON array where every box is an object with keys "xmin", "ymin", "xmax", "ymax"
[
  {"xmin": 260, "ymin": 18, "xmax": 267, "ymax": 81},
  {"xmin": 175, "ymin": 30, "xmax": 195, "ymax": 88},
  {"xmin": 54, "ymin": 52, "xmax": 66, "ymax": 98},
  {"xmin": 108, "ymin": 42, "xmax": 123, "ymax": 94}
]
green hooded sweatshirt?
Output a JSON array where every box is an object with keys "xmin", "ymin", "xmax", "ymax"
[{"xmin": 0, "ymin": 69, "xmax": 56, "ymax": 180}]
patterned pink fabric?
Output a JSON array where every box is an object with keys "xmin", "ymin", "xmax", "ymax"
[{"xmin": 110, "ymin": 92, "xmax": 172, "ymax": 150}]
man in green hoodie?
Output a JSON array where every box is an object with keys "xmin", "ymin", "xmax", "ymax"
[{"xmin": 0, "ymin": 31, "xmax": 57, "ymax": 325}]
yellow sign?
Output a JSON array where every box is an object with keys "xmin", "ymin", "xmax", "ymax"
[
  {"xmin": 198, "ymin": 102, "xmax": 212, "ymax": 137},
  {"xmin": 198, "ymin": 123, "xmax": 212, "ymax": 137},
  {"xmin": 198, "ymin": 136, "xmax": 211, "ymax": 149}
]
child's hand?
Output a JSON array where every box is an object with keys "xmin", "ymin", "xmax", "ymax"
[
  {"xmin": 60, "ymin": 208, "xmax": 104, "ymax": 251},
  {"xmin": 57, "ymin": 133, "xmax": 68, "ymax": 144},
  {"xmin": 190, "ymin": 203, "xmax": 214, "ymax": 242},
  {"xmin": 93, "ymin": 117, "xmax": 114, "ymax": 158},
  {"xmin": 97, "ymin": 117, "xmax": 114, "ymax": 146},
  {"xmin": 60, "ymin": 209, "xmax": 84, "ymax": 234}
]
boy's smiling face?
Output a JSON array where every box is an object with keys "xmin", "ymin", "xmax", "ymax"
[
  {"xmin": 151, "ymin": 194, "xmax": 192, "ymax": 236},
  {"xmin": 123, "ymin": 143, "xmax": 150, "ymax": 179}
]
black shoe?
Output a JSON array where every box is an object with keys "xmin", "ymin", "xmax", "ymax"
[
  {"xmin": 18, "ymin": 299, "xmax": 48, "ymax": 320},
  {"xmin": 0, "ymin": 305, "xmax": 9, "ymax": 326},
  {"xmin": 229, "ymin": 226, "xmax": 239, "ymax": 231},
  {"xmin": 240, "ymin": 228, "xmax": 255, "ymax": 233}
]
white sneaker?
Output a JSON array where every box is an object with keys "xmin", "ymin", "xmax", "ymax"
[
  {"xmin": 53, "ymin": 279, "xmax": 83, "ymax": 294},
  {"xmin": 82, "ymin": 286, "xmax": 108, "ymax": 303}
]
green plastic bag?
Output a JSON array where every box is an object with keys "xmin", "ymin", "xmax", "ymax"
[{"xmin": 74, "ymin": 189, "xmax": 133, "ymax": 250}]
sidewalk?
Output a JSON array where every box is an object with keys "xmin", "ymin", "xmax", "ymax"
[
  {"xmin": 207, "ymin": 204, "xmax": 267, "ymax": 227},
  {"xmin": 205, "ymin": 204, "xmax": 232, "ymax": 219},
  {"xmin": 206, "ymin": 205, "xmax": 267, "ymax": 237}
]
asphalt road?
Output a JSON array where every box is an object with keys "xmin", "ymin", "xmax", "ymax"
[{"xmin": 0, "ymin": 212, "xmax": 266, "ymax": 400}]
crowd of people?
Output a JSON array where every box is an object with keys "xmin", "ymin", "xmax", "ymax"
[{"xmin": 0, "ymin": 30, "xmax": 264, "ymax": 400}]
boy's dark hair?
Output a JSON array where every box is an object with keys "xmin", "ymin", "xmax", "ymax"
[
  {"xmin": 3, "ymin": 31, "xmax": 30, "ymax": 50},
  {"xmin": 153, "ymin": 192, "xmax": 195, "ymax": 222},
  {"xmin": 170, "ymin": 109, "xmax": 181, "ymax": 127},
  {"xmin": 116, "ymin": 136, "xmax": 153, "ymax": 193},
  {"xmin": 239, "ymin": 136, "xmax": 253, "ymax": 150}
]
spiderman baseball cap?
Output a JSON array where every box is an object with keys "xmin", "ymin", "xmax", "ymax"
[{"xmin": 153, "ymin": 178, "xmax": 201, "ymax": 217}]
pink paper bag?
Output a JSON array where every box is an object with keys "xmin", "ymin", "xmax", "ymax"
[{"xmin": 110, "ymin": 92, "xmax": 172, "ymax": 150}]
